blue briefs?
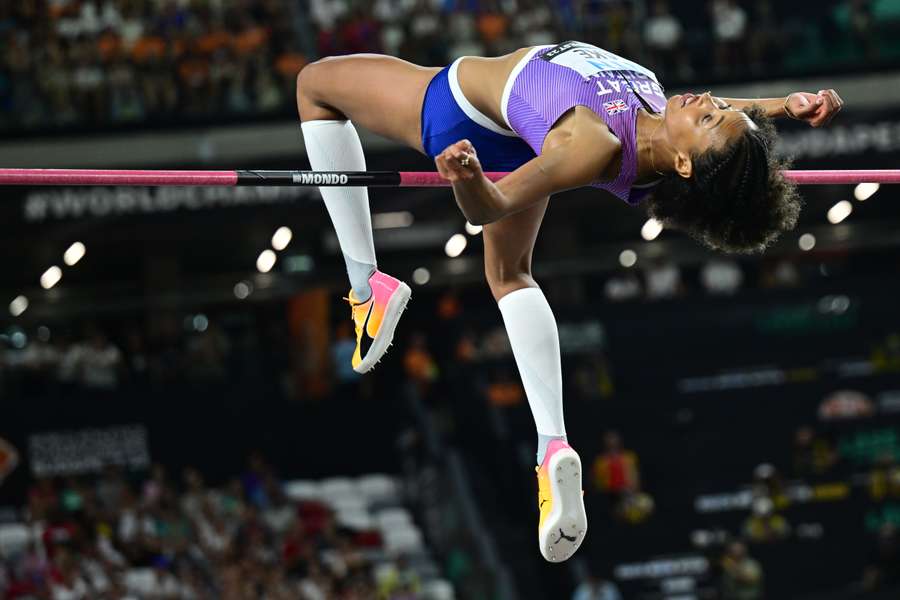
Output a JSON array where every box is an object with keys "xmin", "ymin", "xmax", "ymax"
[{"xmin": 420, "ymin": 59, "xmax": 536, "ymax": 172}]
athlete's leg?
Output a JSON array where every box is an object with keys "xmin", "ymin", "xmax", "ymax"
[
  {"xmin": 297, "ymin": 55, "xmax": 435, "ymax": 300},
  {"xmin": 297, "ymin": 54, "xmax": 436, "ymax": 151},
  {"xmin": 296, "ymin": 55, "xmax": 433, "ymax": 372},
  {"xmin": 483, "ymin": 198, "xmax": 566, "ymax": 465},
  {"xmin": 484, "ymin": 201, "xmax": 586, "ymax": 563}
]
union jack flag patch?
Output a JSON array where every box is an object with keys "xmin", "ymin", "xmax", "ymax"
[{"xmin": 603, "ymin": 100, "xmax": 628, "ymax": 115}]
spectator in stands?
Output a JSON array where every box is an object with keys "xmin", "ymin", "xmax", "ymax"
[
  {"xmin": 20, "ymin": 331, "xmax": 61, "ymax": 393},
  {"xmin": 512, "ymin": 0, "xmax": 556, "ymax": 48},
  {"xmin": 751, "ymin": 463, "xmax": 789, "ymax": 510},
  {"xmin": 742, "ymin": 497, "xmax": 790, "ymax": 543},
  {"xmin": 642, "ymin": 0, "xmax": 692, "ymax": 81},
  {"xmin": 455, "ymin": 330, "xmax": 479, "ymax": 363},
  {"xmin": 746, "ymin": 1, "xmax": 783, "ymax": 75},
  {"xmin": 868, "ymin": 453, "xmax": 900, "ymax": 502},
  {"xmin": 848, "ymin": 0, "xmax": 878, "ymax": 60},
  {"xmin": 721, "ymin": 541, "xmax": 764, "ymax": 600},
  {"xmin": 571, "ymin": 570, "xmax": 622, "ymax": 600},
  {"xmin": 644, "ymin": 257, "xmax": 683, "ymax": 300},
  {"xmin": 701, "ymin": 259, "xmax": 743, "ymax": 295},
  {"xmin": 863, "ymin": 523, "xmax": 900, "ymax": 592},
  {"xmin": 792, "ymin": 425, "xmax": 837, "ymax": 478},
  {"xmin": 592, "ymin": 431, "xmax": 641, "ymax": 500},
  {"xmin": 709, "ymin": 0, "xmax": 748, "ymax": 76},
  {"xmin": 615, "ymin": 481, "xmax": 655, "ymax": 525},
  {"xmin": 0, "ymin": 436, "xmax": 18, "ymax": 485},
  {"xmin": 405, "ymin": 0, "xmax": 445, "ymax": 65},
  {"xmin": 185, "ymin": 321, "xmax": 231, "ymax": 383},
  {"xmin": 480, "ymin": 326, "xmax": 512, "ymax": 359},
  {"xmin": 604, "ymin": 268, "xmax": 643, "ymax": 302},
  {"xmin": 332, "ymin": 322, "xmax": 361, "ymax": 383},
  {"xmin": 760, "ymin": 259, "xmax": 800, "ymax": 289},
  {"xmin": 403, "ymin": 332, "xmax": 438, "ymax": 388},
  {"xmin": 76, "ymin": 329, "xmax": 124, "ymax": 390},
  {"xmin": 378, "ymin": 554, "xmax": 422, "ymax": 598},
  {"xmin": 486, "ymin": 370, "xmax": 525, "ymax": 408}
]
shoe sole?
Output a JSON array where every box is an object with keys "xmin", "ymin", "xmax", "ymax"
[
  {"xmin": 539, "ymin": 448, "xmax": 587, "ymax": 563},
  {"xmin": 354, "ymin": 282, "xmax": 412, "ymax": 374}
]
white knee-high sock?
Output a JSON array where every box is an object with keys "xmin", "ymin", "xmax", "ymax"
[
  {"xmin": 497, "ymin": 287, "xmax": 567, "ymax": 465},
  {"xmin": 301, "ymin": 119, "xmax": 377, "ymax": 301}
]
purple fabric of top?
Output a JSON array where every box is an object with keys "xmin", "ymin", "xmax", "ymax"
[{"xmin": 505, "ymin": 41, "xmax": 668, "ymax": 205}]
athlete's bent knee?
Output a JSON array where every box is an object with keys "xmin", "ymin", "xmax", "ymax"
[
  {"xmin": 296, "ymin": 62, "xmax": 321, "ymax": 104},
  {"xmin": 296, "ymin": 60, "xmax": 343, "ymax": 121},
  {"xmin": 485, "ymin": 263, "xmax": 535, "ymax": 302}
]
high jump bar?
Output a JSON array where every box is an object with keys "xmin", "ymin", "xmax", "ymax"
[{"xmin": 0, "ymin": 169, "xmax": 897, "ymax": 187}]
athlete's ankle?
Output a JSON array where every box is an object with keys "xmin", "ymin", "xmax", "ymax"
[{"xmin": 537, "ymin": 434, "xmax": 568, "ymax": 465}]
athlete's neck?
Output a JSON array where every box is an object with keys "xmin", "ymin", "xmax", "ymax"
[{"xmin": 634, "ymin": 109, "xmax": 674, "ymax": 184}]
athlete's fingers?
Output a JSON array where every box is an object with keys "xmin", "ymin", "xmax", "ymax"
[
  {"xmin": 451, "ymin": 149, "xmax": 468, "ymax": 161},
  {"xmin": 449, "ymin": 140, "xmax": 478, "ymax": 166},
  {"xmin": 812, "ymin": 89, "xmax": 842, "ymax": 127},
  {"xmin": 435, "ymin": 154, "xmax": 457, "ymax": 181},
  {"xmin": 790, "ymin": 95, "xmax": 817, "ymax": 118},
  {"xmin": 438, "ymin": 141, "xmax": 480, "ymax": 181},
  {"xmin": 819, "ymin": 89, "xmax": 843, "ymax": 126},
  {"xmin": 446, "ymin": 155, "xmax": 476, "ymax": 179},
  {"xmin": 437, "ymin": 153, "xmax": 472, "ymax": 182},
  {"xmin": 809, "ymin": 91, "xmax": 832, "ymax": 127},
  {"xmin": 443, "ymin": 140, "xmax": 476, "ymax": 159}
]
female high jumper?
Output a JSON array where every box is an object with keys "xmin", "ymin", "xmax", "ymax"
[{"xmin": 295, "ymin": 40, "xmax": 843, "ymax": 563}]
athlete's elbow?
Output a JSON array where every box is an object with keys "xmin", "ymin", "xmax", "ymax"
[
  {"xmin": 459, "ymin": 207, "xmax": 492, "ymax": 227},
  {"xmin": 468, "ymin": 202, "xmax": 507, "ymax": 226},
  {"xmin": 455, "ymin": 194, "xmax": 502, "ymax": 225}
]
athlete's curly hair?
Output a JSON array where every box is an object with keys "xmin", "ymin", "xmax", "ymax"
[{"xmin": 646, "ymin": 105, "xmax": 802, "ymax": 254}]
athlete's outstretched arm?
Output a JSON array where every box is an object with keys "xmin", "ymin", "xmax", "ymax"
[
  {"xmin": 436, "ymin": 121, "xmax": 619, "ymax": 224},
  {"xmin": 722, "ymin": 89, "xmax": 843, "ymax": 127}
]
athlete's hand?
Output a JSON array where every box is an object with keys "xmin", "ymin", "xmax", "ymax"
[
  {"xmin": 436, "ymin": 139, "xmax": 482, "ymax": 182},
  {"xmin": 784, "ymin": 90, "xmax": 843, "ymax": 127}
]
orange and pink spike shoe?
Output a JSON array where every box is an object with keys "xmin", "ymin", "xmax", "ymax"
[
  {"xmin": 536, "ymin": 439, "xmax": 587, "ymax": 562},
  {"xmin": 347, "ymin": 270, "xmax": 411, "ymax": 373}
]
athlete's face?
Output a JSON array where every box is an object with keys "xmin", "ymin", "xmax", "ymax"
[{"xmin": 663, "ymin": 92, "xmax": 755, "ymax": 178}]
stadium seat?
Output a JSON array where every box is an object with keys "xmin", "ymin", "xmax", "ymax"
[
  {"xmin": 283, "ymin": 479, "xmax": 322, "ymax": 502},
  {"xmin": 423, "ymin": 579, "xmax": 456, "ymax": 600},
  {"xmin": 335, "ymin": 508, "xmax": 373, "ymax": 531},
  {"xmin": 330, "ymin": 495, "xmax": 368, "ymax": 513},
  {"xmin": 320, "ymin": 476, "xmax": 360, "ymax": 501},
  {"xmin": 358, "ymin": 473, "xmax": 401, "ymax": 503},
  {"xmin": 0, "ymin": 524, "xmax": 30, "ymax": 558},
  {"xmin": 124, "ymin": 568, "xmax": 157, "ymax": 595},
  {"xmin": 375, "ymin": 507, "xmax": 414, "ymax": 531},
  {"xmin": 382, "ymin": 524, "xmax": 425, "ymax": 554}
]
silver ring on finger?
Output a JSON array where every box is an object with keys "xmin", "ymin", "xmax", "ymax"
[{"xmin": 460, "ymin": 156, "xmax": 470, "ymax": 166}]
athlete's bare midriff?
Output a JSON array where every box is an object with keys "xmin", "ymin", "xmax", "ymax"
[{"xmin": 455, "ymin": 47, "xmax": 534, "ymax": 131}]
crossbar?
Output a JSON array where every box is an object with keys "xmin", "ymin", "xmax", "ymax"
[{"xmin": 0, "ymin": 168, "xmax": 897, "ymax": 187}]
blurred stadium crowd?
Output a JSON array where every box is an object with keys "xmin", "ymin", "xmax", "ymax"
[
  {"xmin": 0, "ymin": 254, "xmax": 816, "ymax": 397},
  {"xmin": 1, "ymin": 0, "xmax": 894, "ymax": 131},
  {"xmin": 0, "ymin": 456, "xmax": 439, "ymax": 599},
  {"xmin": 0, "ymin": 0, "xmax": 304, "ymax": 129}
]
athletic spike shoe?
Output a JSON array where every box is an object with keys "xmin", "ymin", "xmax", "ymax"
[
  {"xmin": 536, "ymin": 440, "xmax": 587, "ymax": 563},
  {"xmin": 347, "ymin": 270, "xmax": 411, "ymax": 374}
]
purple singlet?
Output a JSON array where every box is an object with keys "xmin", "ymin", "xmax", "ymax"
[{"xmin": 501, "ymin": 41, "xmax": 667, "ymax": 205}]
